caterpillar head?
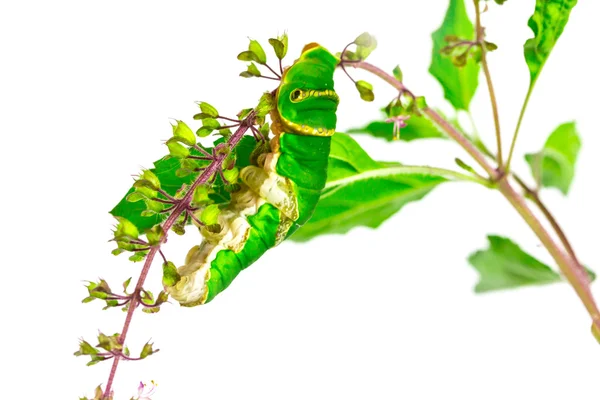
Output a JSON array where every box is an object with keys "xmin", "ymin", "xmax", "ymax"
[{"xmin": 277, "ymin": 43, "xmax": 339, "ymax": 137}]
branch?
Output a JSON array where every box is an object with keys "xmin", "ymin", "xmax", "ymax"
[
  {"xmin": 346, "ymin": 59, "xmax": 600, "ymax": 333},
  {"xmin": 471, "ymin": 134, "xmax": 583, "ymax": 270},
  {"xmin": 102, "ymin": 111, "xmax": 257, "ymax": 399},
  {"xmin": 473, "ymin": 0, "xmax": 503, "ymax": 168}
]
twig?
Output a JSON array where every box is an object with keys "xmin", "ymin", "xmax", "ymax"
[
  {"xmin": 473, "ymin": 0, "xmax": 503, "ymax": 168},
  {"xmin": 102, "ymin": 111, "xmax": 257, "ymax": 399},
  {"xmin": 348, "ymin": 59, "xmax": 600, "ymax": 334}
]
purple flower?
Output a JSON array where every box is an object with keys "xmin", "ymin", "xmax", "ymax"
[
  {"xmin": 385, "ymin": 114, "xmax": 410, "ymax": 140},
  {"xmin": 134, "ymin": 380, "xmax": 157, "ymax": 400}
]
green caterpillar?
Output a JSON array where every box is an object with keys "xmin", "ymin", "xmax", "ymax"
[{"xmin": 165, "ymin": 43, "xmax": 339, "ymax": 306}]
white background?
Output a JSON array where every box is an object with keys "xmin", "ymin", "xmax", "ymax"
[{"xmin": 2, "ymin": 0, "xmax": 599, "ymax": 399}]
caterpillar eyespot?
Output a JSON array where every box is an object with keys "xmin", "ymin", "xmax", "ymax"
[
  {"xmin": 165, "ymin": 44, "xmax": 339, "ymax": 306},
  {"xmin": 290, "ymin": 89, "xmax": 302, "ymax": 102}
]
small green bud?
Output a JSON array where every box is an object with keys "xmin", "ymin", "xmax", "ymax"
[
  {"xmin": 197, "ymin": 101, "xmax": 219, "ymax": 117},
  {"xmin": 237, "ymin": 50, "xmax": 260, "ymax": 63},
  {"xmin": 444, "ymin": 34, "xmax": 460, "ymax": 43},
  {"xmin": 484, "ymin": 41, "xmax": 498, "ymax": 52},
  {"xmin": 256, "ymin": 92, "xmax": 275, "ymax": 117},
  {"xmin": 248, "ymin": 39, "xmax": 267, "ymax": 64},
  {"xmin": 114, "ymin": 217, "xmax": 139, "ymax": 240},
  {"xmin": 237, "ymin": 108, "xmax": 253, "ymax": 120},
  {"xmin": 166, "ymin": 140, "xmax": 190, "ymax": 158},
  {"xmin": 592, "ymin": 323, "xmax": 600, "ymax": 344},
  {"xmin": 122, "ymin": 277, "xmax": 132, "ymax": 293},
  {"xmin": 97, "ymin": 332, "xmax": 122, "ymax": 352},
  {"xmin": 145, "ymin": 225, "xmax": 164, "ymax": 246},
  {"xmin": 200, "ymin": 204, "xmax": 220, "ymax": 226},
  {"xmin": 455, "ymin": 158, "xmax": 476, "ymax": 174},
  {"xmin": 171, "ymin": 222, "xmax": 186, "ymax": 235},
  {"xmin": 268, "ymin": 38, "xmax": 285, "ymax": 59},
  {"xmin": 452, "ymin": 52, "xmax": 467, "ymax": 67},
  {"xmin": 415, "ymin": 96, "xmax": 427, "ymax": 109},
  {"xmin": 259, "ymin": 122, "xmax": 270, "ymax": 137},
  {"xmin": 74, "ymin": 339, "xmax": 99, "ymax": 356},
  {"xmin": 192, "ymin": 185, "xmax": 210, "ymax": 205},
  {"xmin": 125, "ymin": 192, "xmax": 146, "ymax": 203},
  {"xmin": 354, "ymin": 32, "xmax": 377, "ymax": 60},
  {"xmin": 392, "ymin": 65, "xmax": 403, "ymax": 82},
  {"xmin": 245, "ymin": 62, "xmax": 261, "ymax": 77},
  {"xmin": 172, "ymin": 120, "xmax": 196, "ymax": 146},
  {"xmin": 162, "ymin": 261, "xmax": 181, "ymax": 287},
  {"xmin": 140, "ymin": 342, "xmax": 158, "ymax": 359},
  {"xmin": 129, "ymin": 252, "xmax": 147, "ymax": 262},
  {"xmin": 223, "ymin": 167, "xmax": 239, "ymax": 184},
  {"xmin": 355, "ymin": 80, "xmax": 375, "ymax": 102}
]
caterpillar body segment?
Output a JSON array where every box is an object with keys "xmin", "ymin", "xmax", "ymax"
[{"xmin": 165, "ymin": 43, "xmax": 339, "ymax": 306}]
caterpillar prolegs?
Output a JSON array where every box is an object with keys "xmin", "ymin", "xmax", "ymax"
[{"xmin": 164, "ymin": 43, "xmax": 339, "ymax": 306}]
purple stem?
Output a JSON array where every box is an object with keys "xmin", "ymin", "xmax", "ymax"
[{"xmin": 102, "ymin": 111, "xmax": 256, "ymax": 399}]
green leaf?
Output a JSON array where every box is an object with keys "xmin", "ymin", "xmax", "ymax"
[
  {"xmin": 429, "ymin": 0, "xmax": 480, "ymax": 110},
  {"xmin": 110, "ymin": 136, "xmax": 257, "ymax": 233},
  {"xmin": 468, "ymin": 235, "xmax": 562, "ymax": 292},
  {"xmin": 348, "ymin": 113, "xmax": 446, "ymax": 142},
  {"xmin": 524, "ymin": 121, "xmax": 580, "ymax": 195},
  {"xmin": 355, "ymin": 80, "xmax": 374, "ymax": 102},
  {"xmin": 524, "ymin": 0, "xmax": 577, "ymax": 85},
  {"xmin": 248, "ymin": 39, "xmax": 267, "ymax": 64},
  {"xmin": 292, "ymin": 134, "xmax": 446, "ymax": 241}
]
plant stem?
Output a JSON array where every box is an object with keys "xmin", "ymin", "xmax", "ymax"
[
  {"xmin": 350, "ymin": 59, "xmax": 600, "ymax": 333},
  {"xmin": 506, "ymin": 85, "xmax": 534, "ymax": 170},
  {"xmin": 512, "ymin": 174, "xmax": 580, "ymax": 265},
  {"xmin": 473, "ymin": 0, "xmax": 503, "ymax": 168},
  {"xmin": 468, "ymin": 134, "xmax": 583, "ymax": 272},
  {"xmin": 102, "ymin": 112, "xmax": 256, "ymax": 399},
  {"xmin": 349, "ymin": 61, "xmax": 496, "ymax": 177}
]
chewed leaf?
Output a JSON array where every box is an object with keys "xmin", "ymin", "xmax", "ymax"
[
  {"xmin": 469, "ymin": 235, "xmax": 562, "ymax": 292},
  {"xmin": 524, "ymin": 0, "xmax": 577, "ymax": 85},
  {"xmin": 524, "ymin": 121, "xmax": 580, "ymax": 195},
  {"xmin": 292, "ymin": 134, "xmax": 446, "ymax": 241},
  {"xmin": 110, "ymin": 136, "xmax": 257, "ymax": 234},
  {"xmin": 429, "ymin": 0, "xmax": 479, "ymax": 110}
]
